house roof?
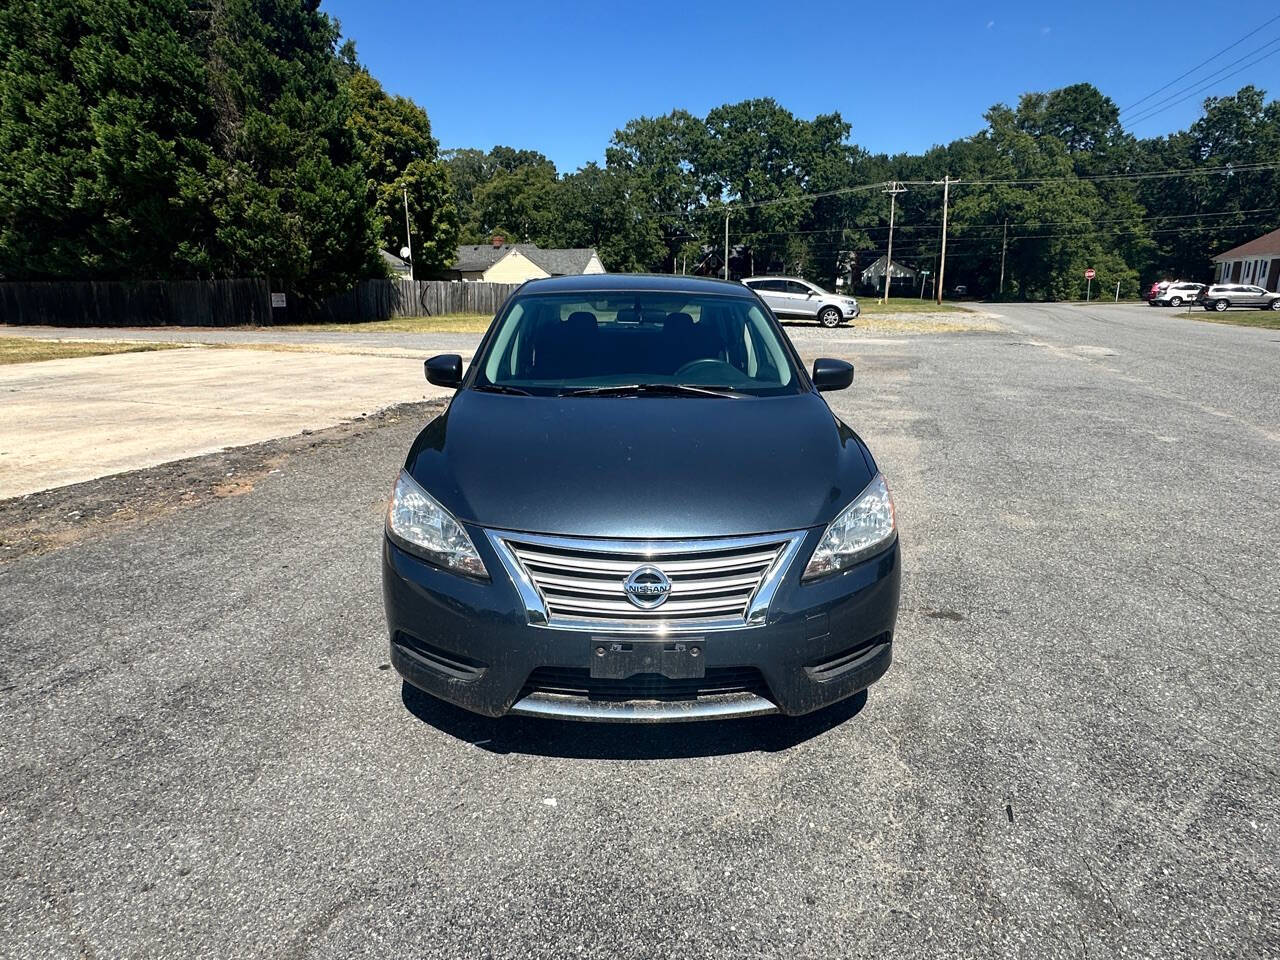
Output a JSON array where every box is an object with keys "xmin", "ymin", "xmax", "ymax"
[
  {"xmin": 451, "ymin": 243, "xmax": 601, "ymax": 275},
  {"xmin": 1212, "ymin": 227, "xmax": 1280, "ymax": 261},
  {"xmin": 380, "ymin": 249, "xmax": 411, "ymax": 271},
  {"xmin": 860, "ymin": 255, "xmax": 918, "ymax": 280}
]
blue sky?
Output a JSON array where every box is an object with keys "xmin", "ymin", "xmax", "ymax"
[{"xmin": 323, "ymin": 1, "xmax": 1280, "ymax": 172}]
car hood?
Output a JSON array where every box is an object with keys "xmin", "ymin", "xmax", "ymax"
[{"xmin": 404, "ymin": 390, "xmax": 877, "ymax": 539}]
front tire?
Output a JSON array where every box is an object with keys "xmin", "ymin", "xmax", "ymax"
[
  {"xmin": 1214, "ymin": 299, "xmax": 1229, "ymax": 312},
  {"xmin": 819, "ymin": 306, "xmax": 842, "ymax": 328},
  {"xmin": 1270, "ymin": 299, "xmax": 1280, "ymax": 311}
]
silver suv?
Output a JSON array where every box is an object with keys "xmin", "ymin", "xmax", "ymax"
[
  {"xmin": 742, "ymin": 276, "xmax": 859, "ymax": 327},
  {"xmin": 1199, "ymin": 284, "xmax": 1280, "ymax": 312}
]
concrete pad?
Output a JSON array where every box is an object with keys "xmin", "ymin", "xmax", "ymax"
[{"xmin": 0, "ymin": 347, "xmax": 452, "ymax": 498}]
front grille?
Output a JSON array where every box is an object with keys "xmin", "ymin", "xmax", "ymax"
[
  {"xmin": 524, "ymin": 666, "xmax": 768, "ymax": 702},
  {"xmin": 491, "ymin": 531, "xmax": 803, "ymax": 630}
]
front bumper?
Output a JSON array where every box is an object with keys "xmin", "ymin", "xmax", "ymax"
[
  {"xmin": 382, "ymin": 527, "xmax": 900, "ymax": 721},
  {"xmin": 844, "ymin": 303, "xmax": 861, "ymax": 319}
]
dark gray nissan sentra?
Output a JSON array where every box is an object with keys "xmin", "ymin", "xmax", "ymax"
[{"xmin": 382, "ymin": 273, "xmax": 900, "ymax": 721}]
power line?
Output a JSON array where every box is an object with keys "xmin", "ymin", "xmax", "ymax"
[
  {"xmin": 640, "ymin": 161, "xmax": 1280, "ymax": 224},
  {"xmin": 1125, "ymin": 38, "xmax": 1280, "ymax": 127},
  {"xmin": 1120, "ymin": 12, "xmax": 1280, "ymax": 113},
  {"xmin": 679, "ymin": 206, "xmax": 1280, "ymax": 242},
  {"xmin": 903, "ymin": 160, "xmax": 1280, "ymax": 188}
]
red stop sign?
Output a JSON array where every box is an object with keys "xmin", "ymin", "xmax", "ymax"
[{"xmin": 1084, "ymin": 268, "xmax": 1096, "ymax": 279}]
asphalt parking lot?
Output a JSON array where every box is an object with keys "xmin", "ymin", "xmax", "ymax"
[{"xmin": 3, "ymin": 302, "xmax": 1278, "ymax": 958}]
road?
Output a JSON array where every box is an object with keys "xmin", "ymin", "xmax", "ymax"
[{"xmin": 3, "ymin": 303, "xmax": 1278, "ymax": 958}]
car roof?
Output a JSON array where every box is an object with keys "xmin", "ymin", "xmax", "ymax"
[
  {"xmin": 518, "ymin": 273, "xmax": 754, "ymax": 298},
  {"xmin": 741, "ymin": 275, "xmax": 812, "ymax": 284}
]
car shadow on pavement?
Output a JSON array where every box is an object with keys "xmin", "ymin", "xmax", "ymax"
[{"xmin": 399, "ymin": 682, "xmax": 867, "ymax": 758}]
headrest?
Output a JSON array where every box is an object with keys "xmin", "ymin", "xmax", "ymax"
[
  {"xmin": 565, "ymin": 311, "xmax": 598, "ymax": 333},
  {"xmin": 615, "ymin": 308, "xmax": 639, "ymax": 325},
  {"xmin": 663, "ymin": 311, "xmax": 695, "ymax": 335}
]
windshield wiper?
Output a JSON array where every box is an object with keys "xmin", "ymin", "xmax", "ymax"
[
  {"xmin": 473, "ymin": 383, "xmax": 534, "ymax": 396},
  {"xmin": 561, "ymin": 383, "xmax": 745, "ymax": 398}
]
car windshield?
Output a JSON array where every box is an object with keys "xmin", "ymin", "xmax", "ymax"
[{"xmin": 471, "ymin": 291, "xmax": 804, "ymax": 397}]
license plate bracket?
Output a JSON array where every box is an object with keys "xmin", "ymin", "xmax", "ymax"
[{"xmin": 589, "ymin": 638, "xmax": 706, "ymax": 680}]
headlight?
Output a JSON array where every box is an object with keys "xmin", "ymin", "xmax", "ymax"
[
  {"xmin": 803, "ymin": 473, "xmax": 895, "ymax": 580},
  {"xmin": 843, "ymin": 298, "xmax": 858, "ymax": 306},
  {"xmin": 386, "ymin": 470, "xmax": 487, "ymax": 579}
]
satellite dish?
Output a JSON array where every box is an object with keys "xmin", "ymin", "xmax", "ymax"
[{"xmin": 399, "ymin": 246, "xmax": 411, "ymax": 260}]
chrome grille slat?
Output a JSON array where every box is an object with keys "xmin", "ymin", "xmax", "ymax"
[
  {"xmin": 515, "ymin": 549, "xmax": 781, "ymax": 576},
  {"xmin": 544, "ymin": 595, "xmax": 750, "ymax": 616},
  {"xmin": 485, "ymin": 529, "xmax": 809, "ymax": 633}
]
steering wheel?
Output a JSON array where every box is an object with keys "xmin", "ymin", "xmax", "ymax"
[{"xmin": 674, "ymin": 357, "xmax": 732, "ymax": 378}]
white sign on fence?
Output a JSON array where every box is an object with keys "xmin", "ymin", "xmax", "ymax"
[{"xmin": 270, "ymin": 292, "xmax": 287, "ymax": 308}]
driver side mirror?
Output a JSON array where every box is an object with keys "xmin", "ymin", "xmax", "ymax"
[
  {"xmin": 812, "ymin": 358, "xmax": 853, "ymax": 392},
  {"xmin": 425, "ymin": 354, "xmax": 463, "ymax": 388}
]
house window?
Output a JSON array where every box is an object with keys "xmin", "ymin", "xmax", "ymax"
[{"xmin": 1260, "ymin": 261, "xmax": 1269, "ymax": 281}]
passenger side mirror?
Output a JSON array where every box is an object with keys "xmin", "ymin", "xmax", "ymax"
[
  {"xmin": 812, "ymin": 358, "xmax": 853, "ymax": 392},
  {"xmin": 425, "ymin": 354, "xmax": 463, "ymax": 388}
]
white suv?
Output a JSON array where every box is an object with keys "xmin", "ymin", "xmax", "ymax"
[
  {"xmin": 742, "ymin": 276, "xmax": 859, "ymax": 327},
  {"xmin": 1149, "ymin": 281, "xmax": 1205, "ymax": 307}
]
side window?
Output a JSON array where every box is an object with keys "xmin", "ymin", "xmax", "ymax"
[
  {"xmin": 753, "ymin": 279, "xmax": 781, "ymax": 292},
  {"xmin": 784, "ymin": 281, "xmax": 811, "ymax": 296}
]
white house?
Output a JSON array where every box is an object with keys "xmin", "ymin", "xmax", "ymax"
[
  {"xmin": 1212, "ymin": 227, "xmax": 1280, "ymax": 291},
  {"xmin": 444, "ymin": 240, "xmax": 606, "ymax": 283},
  {"xmin": 860, "ymin": 255, "xmax": 918, "ymax": 286}
]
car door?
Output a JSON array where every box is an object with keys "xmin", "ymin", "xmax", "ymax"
[
  {"xmin": 750, "ymin": 280, "xmax": 792, "ymax": 316},
  {"xmin": 1248, "ymin": 286, "xmax": 1269, "ymax": 307},
  {"xmin": 783, "ymin": 280, "xmax": 820, "ymax": 317}
]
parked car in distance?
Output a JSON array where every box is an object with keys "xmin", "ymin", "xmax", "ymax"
[
  {"xmin": 742, "ymin": 276, "xmax": 859, "ymax": 327},
  {"xmin": 1149, "ymin": 281, "xmax": 1205, "ymax": 307},
  {"xmin": 1198, "ymin": 284, "xmax": 1280, "ymax": 312},
  {"xmin": 383, "ymin": 273, "xmax": 900, "ymax": 722}
]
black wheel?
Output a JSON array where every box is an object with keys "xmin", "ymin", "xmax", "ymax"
[
  {"xmin": 1169, "ymin": 296, "xmax": 1182, "ymax": 307},
  {"xmin": 818, "ymin": 306, "xmax": 842, "ymax": 328},
  {"xmin": 1214, "ymin": 299, "xmax": 1229, "ymax": 312},
  {"xmin": 1270, "ymin": 299, "xmax": 1280, "ymax": 311}
]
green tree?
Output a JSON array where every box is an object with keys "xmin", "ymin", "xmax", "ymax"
[
  {"xmin": 0, "ymin": 0, "xmax": 216, "ymax": 279},
  {"xmin": 1134, "ymin": 86, "xmax": 1280, "ymax": 281},
  {"xmin": 550, "ymin": 163, "xmax": 664, "ymax": 272},
  {"xmin": 606, "ymin": 110, "xmax": 706, "ymax": 271},
  {"xmin": 202, "ymin": 0, "xmax": 380, "ymax": 294},
  {"xmin": 344, "ymin": 67, "xmax": 458, "ymax": 275}
]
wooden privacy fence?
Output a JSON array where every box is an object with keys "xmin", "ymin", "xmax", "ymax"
[
  {"xmin": 0, "ymin": 279, "xmax": 272, "ymax": 327},
  {"xmin": 0, "ymin": 278, "xmax": 519, "ymax": 327},
  {"xmin": 300, "ymin": 279, "xmax": 520, "ymax": 323}
]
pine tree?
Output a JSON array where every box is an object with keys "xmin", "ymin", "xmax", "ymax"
[
  {"xmin": 200, "ymin": 0, "xmax": 381, "ymax": 294},
  {"xmin": 0, "ymin": 0, "xmax": 215, "ymax": 279}
]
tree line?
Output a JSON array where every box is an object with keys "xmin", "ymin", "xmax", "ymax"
[{"xmin": 2, "ymin": 1, "xmax": 1276, "ymax": 300}]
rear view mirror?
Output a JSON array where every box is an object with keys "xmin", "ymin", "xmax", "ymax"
[
  {"xmin": 425, "ymin": 354, "xmax": 463, "ymax": 388},
  {"xmin": 812, "ymin": 358, "xmax": 853, "ymax": 392}
]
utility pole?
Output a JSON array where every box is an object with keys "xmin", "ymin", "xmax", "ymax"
[
  {"xmin": 723, "ymin": 210, "xmax": 730, "ymax": 280},
  {"xmin": 999, "ymin": 220, "xmax": 1008, "ymax": 296},
  {"xmin": 882, "ymin": 182, "xmax": 906, "ymax": 304},
  {"xmin": 402, "ymin": 187, "xmax": 414, "ymax": 281},
  {"xmin": 936, "ymin": 175, "xmax": 950, "ymax": 305}
]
